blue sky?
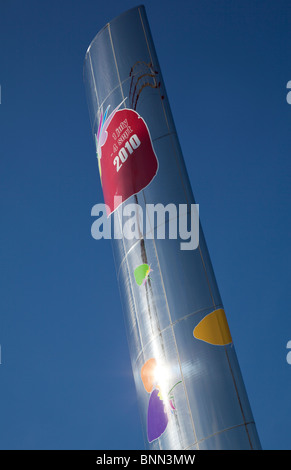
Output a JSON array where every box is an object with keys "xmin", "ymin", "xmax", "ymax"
[{"xmin": 0, "ymin": 0, "xmax": 290, "ymax": 450}]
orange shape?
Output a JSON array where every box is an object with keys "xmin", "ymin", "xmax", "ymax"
[
  {"xmin": 141, "ymin": 358, "xmax": 157, "ymax": 393},
  {"xmin": 193, "ymin": 308, "xmax": 232, "ymax": 346}
]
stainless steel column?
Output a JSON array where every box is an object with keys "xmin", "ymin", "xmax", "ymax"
[{"xmin": 84, "ymin": 5, "xmax": 261, "ymax": 450}]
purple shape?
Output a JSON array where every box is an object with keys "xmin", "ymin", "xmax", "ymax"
[{"xmin": 147, "ymin": 389, "xmax": 168, "ymax": 443}]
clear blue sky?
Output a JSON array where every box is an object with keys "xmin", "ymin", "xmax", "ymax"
[{"xmin": 0, "ymin": 0, "xmax": 290, "ymax": 450}]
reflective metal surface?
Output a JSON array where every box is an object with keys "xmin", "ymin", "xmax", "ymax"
[{"xmin": 84, "ymin": 5, "xmax": 261, "ymax": 450}]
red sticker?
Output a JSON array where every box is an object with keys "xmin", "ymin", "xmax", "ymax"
[{"xmin": 96, "ymin": 106, "xmax": 158, "ymax": 216}]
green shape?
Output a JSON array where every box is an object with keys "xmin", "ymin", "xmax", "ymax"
[{"xmin": 134, "ymin": 264, "xmax": 150, "ymax": 286}]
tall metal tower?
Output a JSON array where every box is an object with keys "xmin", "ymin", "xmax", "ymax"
[{"xmin": 83, "ymin": 5, "xmax": 261, "ymax": 450}]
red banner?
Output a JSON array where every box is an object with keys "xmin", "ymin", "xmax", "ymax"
[{"xmin": 99, "ymin": 108, "xmax": 158, "ymax": 216}]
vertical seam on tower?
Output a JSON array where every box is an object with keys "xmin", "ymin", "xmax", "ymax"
[
  {"xmin": 107, "ymin": 23, "xmax": 144, "ymax": 354},
  {"xmin": 138, "ymin": 7, "xmax": 199, "ymax": 449},
  {"xmin": 137, "ymin": 9, "xmax": 217, "ymax": 313},
  {"xmin": 142, "ymin": 191, "xmax": 199, "ymax": 448},
  {"xmin": 224, "ymin": 348, "xmax": 253, "ymax": 448},
  {"xmin": 89, "ymin": 51, "xmax": 100, "ymax": 111},
  {"xmin": 138, "ymin": 6, "xmax": 254, "ymax": 449},
  {"xmin": 108, "ymin": 24, "xmax": 125, "ymax": 103}
]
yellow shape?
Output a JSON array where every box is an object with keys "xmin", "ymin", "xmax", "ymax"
[{"xmin": 193, "ymin": 309, "xmax": 232, "ymax": 346}]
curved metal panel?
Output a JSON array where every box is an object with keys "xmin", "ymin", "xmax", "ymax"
[{"xmin": 84, "ymin": 5, "xmax": 261, "ymax": 450}]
